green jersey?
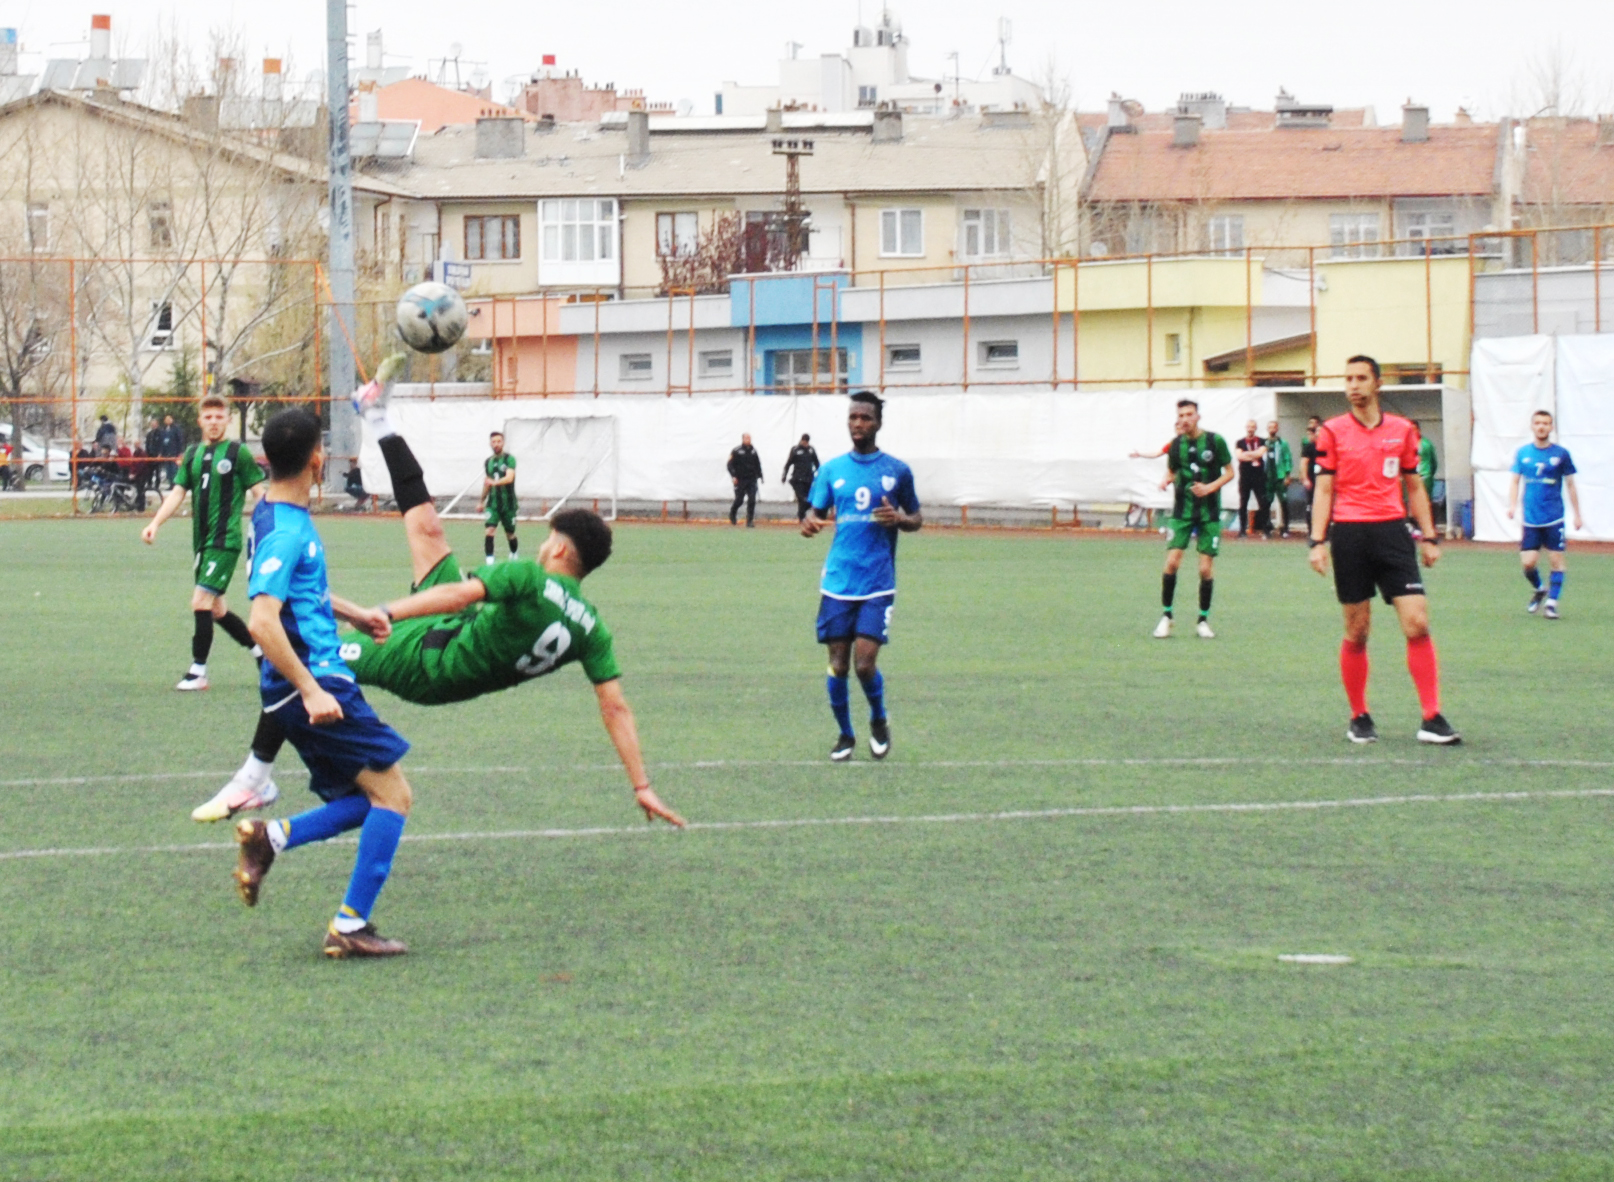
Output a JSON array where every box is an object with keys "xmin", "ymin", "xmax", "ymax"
[
  {"xmin": 174, "ymin": 440, "xmax": 264, "ymax": 552},
  {"xmin": 485, "ymin": 452, "xmax": 517, "ymax": 514},
  {"xmin": 1167, "ymin": 431, "xmax": 1231, "ymax": 525},
  {"xmin": 1417, "ymin": 437, "xmax": 1438, "ymax": 485},
  {"xmin": 1264, "ymin": 435, "xmax": 1293, "ymax": 484},
  {"xmin": 383, "ymin": 561, "xmax": 619, "ymax": 706}
]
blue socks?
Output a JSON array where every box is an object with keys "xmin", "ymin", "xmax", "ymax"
[
  {"xmin": 1549, "ymin": 570, "xmax": 1565, "ymax": 601},
  {"xmin": 340, "ymin": 807, "xmax": 407, "ymax": 927},
  {"xmin": 827, "ymin": 674, "xmax": 854, "ymax": 738},
  {"xmin": 280, "ymin": 794, "xmax": 371, "ymax": 850},
  {"xmin": 1525, "ymin": 567, "xmax": 1542, "ymax": 590},
  {"xmin": 858, "ymin": 669, "xmax": 886, "ymax": 723}
]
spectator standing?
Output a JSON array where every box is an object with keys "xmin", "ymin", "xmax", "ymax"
[
  {"xmin": 727, "ymin": 433, "xmax": 763, "ymax": 527},
  {"xmin": 1300, "ymin": 415, "xmax": 1322, "ymax": 531},
  {"xmin": 158, "ymin": 414, "xmax": 184, "ymax": 489},
  {"xmin": 781, "ymin": 433, "xmax": 820, "ymax": 522},
  {"xmin": 1233, "ymin": 420, "xmax": 1269, "ymax": 537},
  {"xmin": 1412, "ymin": 419, "xmax": 1438, "ymax": 487},
  {"xmin": 1263, "ymin": 419, "xmax": 1294, "ymax": 536},
  {"xmin": 0, "ymin": 435, "xmax": 12, "ymax": 490},
  {"xmin": 94, "ymin": 414, "xmax": 118, "ymax": 452},
  {"xmin": 144, "ymin": 418, "xmax": 167, "ymax": 493}
]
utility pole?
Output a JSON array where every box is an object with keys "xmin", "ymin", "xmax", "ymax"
[
  {"xmin": 326, "ymin": 0, "xmax": 359, "ymax": 484},
  {"xmin": 771, "ymin": 136, "xmax": 814, "ymax": 268}
]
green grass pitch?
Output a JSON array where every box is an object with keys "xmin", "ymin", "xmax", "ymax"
[{"xmin": 3, "ymin": 516, "xmax": 1613, "ymax": 1180}]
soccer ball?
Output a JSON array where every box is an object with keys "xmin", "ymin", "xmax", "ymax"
[{"xmin": 395, "ymin": 282, "xmax": 468, "ymax": 354}]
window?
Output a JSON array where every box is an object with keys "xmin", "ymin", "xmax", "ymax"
[
  {"xmin": 857, "ymin": 85, "xmax": 878, "ymax": 108},
  {"xmin": 886, "ymin": 344, "xmax": 921, "ymax": 371},
  {"xmin": 465, "ymin": 214, "xmax": 520, "ymax": 261},
  {"xmin": 979, "ymin": 340, "xmax": 1019, "ymax": 368},
  {"xmin": 879, "ymin": 208, "xmax": 924, "ymax": 257},
  {"xmin": 1330, "ymin": 213, "xmax": 1380, "ymax": 259},
  {"xmin": 1164, "ymin": 333, "xmax": 1183, "ymax": 364},
  {"xmin": 26, "ymin": 202, "xmax": 47, "ymax": 252},
  {"xmin": 699, "ymin": 349, "xmax": 734, "ymax": 378},
  {"xmin": 961, "ymin": 208, "xmax": 1011, "ymax": 259},
  {"xmin": 772, "ymin": 348, "xmax": 847, "ymax": 391},
  {"xmin": 620, "ymin": 353, "xmax": 653, "ymax": 380},
  {"xmin": 656, "ymin": 212, "xmax": 699, "ymax": 258},
  {"xmin": 1206, "ymin": 215, "xmax": 1243, "ymax": 257},
  {"xmin": 147, "ymin": 302, "xmax": 175, "ymax": 350},
  {"xmin": 149, "ymin": 201, "xmax": 173, "ymax": 250},
  {"xmin": 539, "ymin": 199, "xmax": 616, "ymax": 262},
  {"xmin": 1405, "ymin": 210, "xmax": 1459, "ymax": 255}
]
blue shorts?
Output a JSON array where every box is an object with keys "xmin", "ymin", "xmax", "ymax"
[
  {"xmin": 263, "ymin": 676, "xmax": 410, "ymax": 802},
  {"xmin": 1521, "ymin": 523, "xmax": 1566, "ymax": 552},
  {"xmin": 816, "ymin": 593, "xmax": 895, "ymax": 645}
]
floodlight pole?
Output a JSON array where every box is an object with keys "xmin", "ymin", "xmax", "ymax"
[{"xmin": 326, "ymin": 0, "xmax": 360, "ymax": 484}]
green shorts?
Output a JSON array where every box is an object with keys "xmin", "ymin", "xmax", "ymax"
[
  {"xmin": 341, "ymin": 553, "xmax": 465, "ymax": 706},
  {"xmin": 486, "ymin": 505, "xmax": 517, "ymax": 532},
  {"xmin": 1164, "ymin": 518, "xmax": 1221, "ymax": 556},
  {"xmin": 193, "ymin": 547, "xmax": 241, "ymax": 595}
]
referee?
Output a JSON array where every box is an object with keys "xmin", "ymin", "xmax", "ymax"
[{"xmin": 1308, "ymin": 355, "xmax": 1459, "ymax": 745}]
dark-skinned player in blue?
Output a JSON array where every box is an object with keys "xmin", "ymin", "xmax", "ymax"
[{"xmin": 801, "ymin": 391, "xmax": 922, "ymax": 762}]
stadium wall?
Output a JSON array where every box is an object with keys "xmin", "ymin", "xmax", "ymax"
[{"xmin": 362, "ymin": 385, "xmax": 1278, "ymax": 512}]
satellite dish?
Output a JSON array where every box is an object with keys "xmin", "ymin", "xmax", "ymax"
[{"xmin": 676, "ymin": 97, "xmax": 693, "ymax": 116}]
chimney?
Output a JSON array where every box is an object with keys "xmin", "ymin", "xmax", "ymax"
[
  {"xmin": 1401, "ymin": 102, "xmax": 1429, "ymax": 143},
  {"xmin": 872, "ymin": 105, "xmax": 903, "ymax": 142},
  {"xmin": 765, "ymin": 105, "xmax": 782, "ymax": 133},
  {"xmin": 1597, "ymin": 115, "xmax": 1614, "ymax": 148},
  {"xmin": 366, "ymin": 30, "xmax": 383, "ymax": 72},
  {"xmin": 357, "ymin": 80, "xmax": 379, "ymax": 123},
  {"xmin": 89, "ymin": 14, "xmax": 110, "ymax": 61},
  {"xmin": 1173, "ymin": 112, "xmax": 1202, "ymax": 147},
  {"xmin": 475, "ymin": 115, "xmax": 525, "ymax": 159},
  {"xmin": 1107, "ymin": 94, "xmax": 1129, "ymax": 129},
  {"xmin": 625, "ymin": 108, "xmax": 650, "ymax": 163},
  {"xmin": 1178, "ymin": 91, "xmax": 1227, "ymax": 130},
  {"xmin": 262, "ymin": 58, "xmax": 283, "ymax": 103}
]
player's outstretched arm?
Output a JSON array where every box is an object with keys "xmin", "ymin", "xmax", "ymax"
[
  {"xmin": 383, "ymin": 578, "xmax": 487, "ymax": 622},
  {"xmin": 330, "ymin": 594, "xmax": 392, "ymax": 642},
  {"xmin": 1129, "ymin": 445, "xmax": 1167, "ymax": 460},
  {"xmin": 249, "ymin": 595, "xmax": 342, "ymax": 724},
  {"xmin": 594, "ymin": 679, "xmax": 685, "ymax": 827},
  {"xmin": 140, "ymin": 485, "xmax": 188, "ymax": 542}
]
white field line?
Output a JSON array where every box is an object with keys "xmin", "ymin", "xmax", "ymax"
[
  {"xmin": 3, "ymin": 786, "xmax": 1611, "ymax": 863},
  {"xmin": 5, "ymin": 755, "xmax": 1614, "ymax": 790}
]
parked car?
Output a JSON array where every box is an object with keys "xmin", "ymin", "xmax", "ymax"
[{"xmin": 0, "ymin": 425, "xmax": 72, "ymax": 482}]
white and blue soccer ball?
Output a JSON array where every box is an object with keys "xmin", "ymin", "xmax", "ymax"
[{"xmin": 395, "ymin": 281, "xmax": 468, "ymax": 355}]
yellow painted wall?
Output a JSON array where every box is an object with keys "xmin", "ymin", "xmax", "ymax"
[
  {"xmin": 1056, "ymin": 257, "xmax": 1260, "ymax": 312},
  {"xmin": 620, "ymin": 200, "xmax": 737, "ymax": 297},
  {"xmin": 1313, "ymin": 256, "xmax": 1470, "ymax": 385},
  {"xmin": 1069, "ymin": 304, "xmax": 1266, "ymax": 388}
]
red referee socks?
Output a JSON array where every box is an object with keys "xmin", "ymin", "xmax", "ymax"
[
  {"xmin": 1340, "ymin": 638, "xmax": 1369, "ymax": 716},
  {"xmin": 1405, "ymin": 635, "xmax": 1441, "ymax": 721}
]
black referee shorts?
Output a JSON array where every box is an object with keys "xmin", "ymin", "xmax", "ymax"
[{"xmin": 1329, "ymin": 520, "xmax": 1425, "ymax": 605}]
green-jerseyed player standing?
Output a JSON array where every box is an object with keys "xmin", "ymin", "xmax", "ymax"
[
  {"xmin": 192, "ymin": 356, "xmax": 685, "ymax": 830},
  {"xmin": 141, "ymin": 393, "xmax": 266, "ymax": 690},
  {"xmin": 1130, "ymin": 398, "xmax": 1234, "ymax": 640},
  {"xmin": 479, "ymin": 431, "xmax": 518, "ymax": 565}
]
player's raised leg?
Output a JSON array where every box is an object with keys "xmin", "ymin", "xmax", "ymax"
[
  {"xmin": 353, "ymin": 354, "xmax": 453, "ymax": 586},
  {"xmin": 192, "ymin": 711, "xmax": 283, "ymax": 822}
]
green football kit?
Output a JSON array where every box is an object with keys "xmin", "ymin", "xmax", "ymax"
[
  {"xmin": 1164, "ymin": 430, "xmax": 1231, "ymax": 555},
  {"xmin": 174, "ymin": 440, "xmax": 265, "ymax": 593},
  {"xmin": 485, "ymin": 453, "xmax": 518, "ymax": 531},
  {"xmin": 343, "ymin": 555, "xmax": 619, "ymax": 706}
]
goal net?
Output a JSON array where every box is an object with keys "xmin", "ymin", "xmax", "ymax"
[{"xmin": 441, "ymin": 415, "xmax": 618, "ymax": 521}]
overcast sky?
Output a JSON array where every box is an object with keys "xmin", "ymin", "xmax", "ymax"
[{"xmin": 3, "ymin": 0, "xmax": 1611, "ymax": 121}]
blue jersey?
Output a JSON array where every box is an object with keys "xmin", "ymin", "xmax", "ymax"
[
  {"xmin": 1511, "ymin": 442, "xmax": 1577, "ymax": 526},
  {"xmin": 809, "ymin": 449, "xmax": 920, "ymax": 599},
  {"xmin": 247, "ymin": 500, "xmax": 352, "ymax": 694}
]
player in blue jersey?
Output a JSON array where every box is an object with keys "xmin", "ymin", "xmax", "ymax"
[
  {"xmin": 1508, "ymin": 409, "xmax": 1582, "ymax": 620},
  {"xmin": 801, "ymin": 391, "xmax": 922, "ymax": 761},
  {"xmin": 231, "ymin": 408, "xmax": 418, "ymax": 958}
]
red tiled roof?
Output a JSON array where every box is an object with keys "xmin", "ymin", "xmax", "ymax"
[
  {"xmin": 1087, "ymin": 124, "xmax": 1500, "ymax": 202},
  {"xmin": 1521, "ymin": 120, "xmax": 1614, "ymax": 207}
]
